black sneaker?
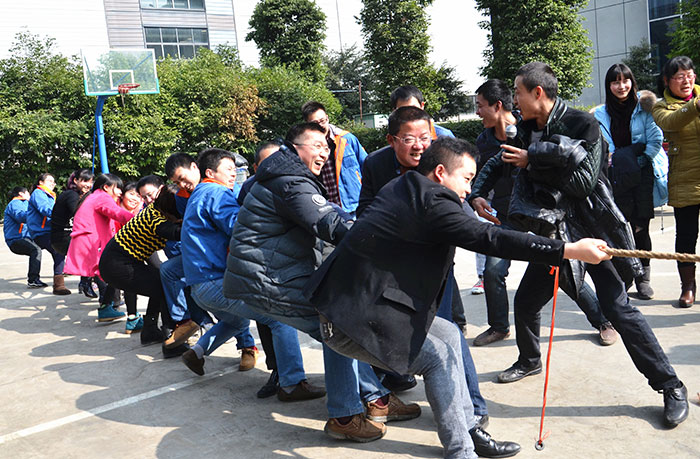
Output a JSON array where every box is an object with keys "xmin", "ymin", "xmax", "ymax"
[
  {"xmin": 381, "ymin": 374, "xmax": 417, "ymax": 393},
  {"xmin": 28, "ymin": 280, "xmax": 48, "ymax": 289},
  {"xmin": 257, "ymin": 369, "xmax": 279, "ymax": 398}
]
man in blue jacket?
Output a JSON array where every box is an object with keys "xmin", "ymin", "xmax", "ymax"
[
  {"xmin": 302, "ymin": 101, "xmax": 367, "ymax": 217},
  {"xmin": 4, "ymin": 186, "xmax": 46, "ymax": 288}
]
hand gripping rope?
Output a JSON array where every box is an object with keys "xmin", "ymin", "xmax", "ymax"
[{"xmin": 536, "ymin": 248, "xmax": 700, "ymax": 451}]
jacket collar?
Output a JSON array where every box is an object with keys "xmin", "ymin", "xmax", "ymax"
[{"xmin": 663, "ymin": 84, "xmax": 700, "ymax": 104}]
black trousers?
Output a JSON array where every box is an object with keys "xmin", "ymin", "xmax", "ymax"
[
  {"xmin": 99, "ymin": 239, "xmax": 173, "ymax": 327},
  {"xmin": 9, "ymin": 238, "xmax": 42, "ymax": 282},
  {"xmin": 514, "ymin": 260, "xmax": 679, "ymax": 391},
  {"xmin": 673, "ymin": 204, "xmax": 700, "ymax": 268}
]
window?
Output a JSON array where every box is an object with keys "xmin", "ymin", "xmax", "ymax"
[
  {"xmin": 649, "ymin": 18, "xmax": 677, "ymax": 72},
  {"xmin": 648, "ymin": 0, "xmax": 679, "ymax": 20},
  {"xmin": 145, "ymin": 27, "xmax": 209, "ymax": 59},
  {"xmin": 140, "ymin": 0, "xmax": 205, "ymax": 10}
]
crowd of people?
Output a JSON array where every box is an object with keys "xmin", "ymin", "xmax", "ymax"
[{"xmin": 3, "ymin": 57, "xmax": 697, "ymax": 458}]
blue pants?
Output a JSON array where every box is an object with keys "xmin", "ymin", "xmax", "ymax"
[{"xmin": 33, "ymin": 233, "xmax": 64, "ymax": 275}]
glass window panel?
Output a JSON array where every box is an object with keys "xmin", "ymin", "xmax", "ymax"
[
  {"xmin": 161, "ymin": 28, "xmax": 177, "ymax": 43},
  {"xmin": 147, "ymin": 44, "xmax": 163, "ymax": 60},
  {"xmin": 650, "ymin": 18, "xmax": 676, "ymax": 72},
  {"xmin": 163, "ymin": 44, "xmax": 179, "ymax": 58},
  {"xmin": 177, "ymin": 28, "xmax": 193, "ymax": 43},
  {"xmin": 140, "ymin": 0, "xmax": 156, "ymax": 7},
  {"xmin": 158, "ymin": 0, "xmax": 174, "ymax": 7},
  {"xmin": 193, "ymin": 28, "xmax": 208, "ymax": 44},
  {"xmin": 648, "ymin": 0, "xmax": 680, "ymax": 20},
  {"xmin": 144, "ymin": 27, "xmax": 161, "ymax": 43},
  {"xmin": 179, "ymin": 45, "xmax": 195, "ymax": 59},
  {"xmin": 190, "ymin": 0, "xmax": 204, "ymax": 9},
  {"xmin": 174, "ymin": 0, "xmax": 188, "ymax": 8}
]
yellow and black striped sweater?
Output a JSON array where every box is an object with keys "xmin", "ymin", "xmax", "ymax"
[{"xmin": 114, "ymin": 205, "xmax": 180, "ymax": 261}]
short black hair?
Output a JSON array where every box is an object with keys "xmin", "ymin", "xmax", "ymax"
[
  {"xmin": 165, "ymin": 153, "xmax": 196, "ymax": 180},
  {"xmin": 93, "ymin": 173, "xmax": 124, "ymax": 192},
  {"xmin": 387, "ymin": 106, "xmax": 432, "ymax": 136},
  {"xmin": 390, "ymin": 85, "xmax": 424, "ymax": 110},
  {"xmin": 301, "ymin": 101, "xmax": 327, "ymax": 121},
  {"xmin": 515, "ymin": 62, "xmax": 558, "ymax": 100},
  {"xmin": 662, "ymin": 56, "xmax": 695, "ymax": 85},
  {"xmin": 152, "ymin": 183, "xmax": 180, "ymax": 220},
  {"xmin": 136, "ymin": 175, "xmax": 164, "ymax": 192},
  {"xmin": 8, "ymin": 186, "xmax": 27, "ymax": 200},
  {"xmin": 417, "ymin": 137, "xmax": 476, "ymax": 176},
  {"xmin": 197, "ymin": 148, "xmax": 236, "ymax": 179},
  {"xmin": 35, "ymin": 173, "xmax": 54, "ymax": 189},
  {"xmin": 123, "ymin": 181, "xmax": 138, "ymax": 195},
  {"xmin": 285, "ymin": 122, "xmax": 326, "ymax": 144},
  {"xmin": 476, "ymin": 79, "xmax": 513, "ymax": 111},
  {"xmin": 254, "ymin": 140, "xmax": 283, "ymax": 166}
]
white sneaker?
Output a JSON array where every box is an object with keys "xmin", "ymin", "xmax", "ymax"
[{"xmin": 471, "ymin": 277, "xmax": 484, "ymax": 295}]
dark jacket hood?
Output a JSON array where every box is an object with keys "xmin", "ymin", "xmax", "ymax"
[{"xmin": 254, "ymin": 142, "xmax": 326, "ymax": 193}]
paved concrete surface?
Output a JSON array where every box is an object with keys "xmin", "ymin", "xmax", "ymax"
[{"xmin": 0, "ymin": 207, "xmax": 698, "ymax": 458}]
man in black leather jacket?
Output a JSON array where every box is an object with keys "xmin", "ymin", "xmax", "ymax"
[{"xmin": 475, "ymin": 62, "xmax": 687, "ymax": 428}]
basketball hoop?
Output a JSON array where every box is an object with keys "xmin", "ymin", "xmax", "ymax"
[{"xmin": 117, "ymin": 83, "xmax": 140, "ymax": 95}]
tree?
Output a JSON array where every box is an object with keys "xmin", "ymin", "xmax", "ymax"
[
  {"xmin": 433, "ymin": 64, "xmax": 473, "ymax": 121},
  {"xmin": 622, "ymin": 40, "xmax": 659, "ymax": 93},
  {"xmin": 475, "ymin": 0, "xmax": 593, "ymax": 100},
  {"xmin": 359, "ymin": 0, "xmax": 445, "ymax": 114},
  {"xmin": 670, "ymin": 0, "xmax": 700, "ymax": 66},
  {"xmin": 323, "ymin": 45, "xmax": 379, "ymax": 120},
  {"xmin": 246, "ymin": 0, "xmax": 327, "ymax": 83}
]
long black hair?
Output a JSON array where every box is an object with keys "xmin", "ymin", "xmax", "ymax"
[
  {"xmin": 604, "ymin": 63, "xmax": 638, "ymax": 148},
  {"xmin": 76, "ymin": 173, "xmax": 124, "ymax": 211},
  {"xmin": 66, "ymin": 168, "xmax": 94, "ymax": 191},
  {"xmin": 152, "ymin": 183, "xmax": 180, "ymax": 221}
]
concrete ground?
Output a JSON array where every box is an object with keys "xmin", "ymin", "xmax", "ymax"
[{"xmin": 0, "ymin": 207, "xmax": 698, "ymax": 458}]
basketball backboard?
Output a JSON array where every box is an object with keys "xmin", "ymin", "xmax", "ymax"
[{"xmin": 81, "ymin": 48, "xmax": 159, "ymax": 96}]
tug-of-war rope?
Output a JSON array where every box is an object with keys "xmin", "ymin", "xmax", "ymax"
[{"xmin": 536, "ymin": 248, "xmax": 700, "ymax": 451}]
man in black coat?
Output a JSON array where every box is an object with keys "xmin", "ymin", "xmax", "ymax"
[
  {"xmin": 305, "ymin": 137, "xmax": 612, "ymax": 459},
  {"xmin": 484, "ymin": 62, "xmax": 688, "ymax": 428}
]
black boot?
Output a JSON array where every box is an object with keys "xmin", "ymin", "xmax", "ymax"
[
  {"xmin": 635, "ymin": 266, "xmax": 654, "ymax": 300},
  {"xmin": 678, "ymin": 265, "xmax": 696, "ymax": 308},
  {"xmin": 469, "ymin": 427, "xmax": 521, "ymax": 458},
  {"xmin": 140, "ymin": 315, "xmax": 165, "ymax": 346}
]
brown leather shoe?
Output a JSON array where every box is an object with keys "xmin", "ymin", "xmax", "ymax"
[
  {"xmin": 324, "ymin": 414, "xmax": 386, "ymax": 442},
  {"xmin": 473, "ymin": 328, "xmax": 510, "ymax": 347},
  {"xmin": 277, "ymin": 380, "xmax": 326, "ymax": 402},
  {"xmin": 598, "ymin": 322, "xmax": 618, "ymax": 346},
  {"xmin": 366, "ymin": 393, "xmax": 421, "ymax": 422},
  {"xmin": 239, "ymin": 347, "xmax": 258, "ymax": 371},
  {"xmin": 164, "ymin": 320, "xmax": 199, "ymax": 348}
]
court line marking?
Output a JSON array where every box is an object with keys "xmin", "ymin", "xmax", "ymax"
[{"xmin": 0, "ymin": 366, "xmax": 238, "ymax": 445}]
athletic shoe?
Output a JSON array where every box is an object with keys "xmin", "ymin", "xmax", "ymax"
[
  {"xmin": 97, "ymin": 303, "xmax": 125, "ymax": 322},
  {"xmin": 125, "ymin": 314, "xmax": 143, "ymax": 334},
  {"xmin": 28, "ymin": 280, "xmax": 48, "ymax": 289},
  {"xmin": 471, "ymin": 276, "xmax": 485, "ymax": 295}
]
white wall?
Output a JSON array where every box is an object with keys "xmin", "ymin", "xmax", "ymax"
[{"xmin": 0, "ymin": 0, "xmax": 110, "ymax": 59}]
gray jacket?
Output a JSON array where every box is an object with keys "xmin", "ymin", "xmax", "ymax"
[{"xmin": 222, "ymin": 144, "xmax": 352, "ymax": 317}]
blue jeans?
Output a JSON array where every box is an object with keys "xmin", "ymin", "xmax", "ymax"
[
  {"xmin": 438, "ymin": 268, "xmax": 488, "ymax": 417},
  {"xmin": 160, "ymin": 256, "xmax": 214, "ymax": 326},
  {"xmin": 241, "ymin": 300, "xmax": 390, "ymax": 418},
  {"xmin": 484, "ymin": 223, "xmax": 608, "ymax": 332},
  {"xmin": 191, "ymin": 279, "xmax": 306, "ymax": 387}
]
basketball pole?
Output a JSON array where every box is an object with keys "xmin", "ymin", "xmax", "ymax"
[{"xmin": 95, "ymin": 95, "xmax": 110, "ymax": 174}]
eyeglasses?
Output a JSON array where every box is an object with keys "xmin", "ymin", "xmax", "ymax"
[
  {"xmin": 671, "ymin": 72, "xmax": 696, "ymax": 82},
  {"xmin": 294, "ymin": 142, "xmax": 330, "ymax": 153},
  {"xmin": 309, "ymin": 116, "xmax": 329, "ymax": 125},
  {"xmin": 392, "ymin": 135, "xmax": 432, "ymax": 146}
]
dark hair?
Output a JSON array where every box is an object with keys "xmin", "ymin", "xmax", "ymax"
[
  {"xmin": 515, "ymin": 62, "xmax": 558, "ymax": 100},
  {"xmin": 390, "ymin": 85, "xmax": 424, "ymax": 110},
  {"xmin": 35, "ymin": 173, "xmax": 54, "ymax": 189},
  {"xmin": 604, "ymin": 63, "xmax": 638, "ymax": 109},
  {"xmin": 254, "ymin": 140, "xmax": 282, "ymax": 166},
  {"xmin": 8, "ymin": 186, "xmax": 27, "ymax": 200},
  {"xmin": 197, "ymin": 148, "xmax": 236, "ymax": 179},
  {"xmin": 165, "ymin": 153, "xmax": 196, "ymax": 179},
  {"xmin": 123, "ymin": 181, "xmax": 138, "ymax": 195},
  {"xmin": 661, "ymin": 56, "xmax": 696, "ymax": 95},
  {"xmin": 387, "ymin": 106, "xmax": 432, "ymax": 136},
  {"xmin": 301, "ymin": 101, "xmax": 327, "ymax": 121},
  {"xmin": 475, "ymin": 79, "xmax": 513, "ymax": 111},
  {"xmin": 92, "ymin": 173, "xmax": 124, "ymax": 192},
  {"xmin": 285, "ymin": 122, "xmax": 327, "ymax": 144},
  {"xmin": 417, "ymin": 137, "xmax": 476, "ymax": 175},
  {"xmin": 66, "ymin": 168, "xmax": 94, "ymax": 191},
  {"xmin": 152, "ymin": 183, "xmax": 180, "ymax": 220},
  {"xmin": 136, "ymin": 175, "xmax": 164, "ymax": 192}
]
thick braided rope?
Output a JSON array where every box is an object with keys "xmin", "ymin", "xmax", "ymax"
[{"xmin": 602, "ymin": 247, "xmax": 700, "ymax": 263}]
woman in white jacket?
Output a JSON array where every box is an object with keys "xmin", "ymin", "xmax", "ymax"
[{"xmin": 594, "ymin": 63, "xmax": 667, "ymax": 300}]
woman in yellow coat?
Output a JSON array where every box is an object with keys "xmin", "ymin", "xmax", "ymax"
[{"xmin": 652, "ymin": 56, "xmax": 700, "ymax": 308}]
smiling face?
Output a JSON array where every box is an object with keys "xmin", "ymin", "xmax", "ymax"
[
  {"xmin": 294, "ymin": 130, "xmax": 329, "ymax": 176},
  {"xmin": 40, "ymin": 175, "xmax": 56, "ymax": 191},
  {"xmin": 610, "ymin": 75, "xmax": 633, "ymax": 101},
  {"xmin": 305, "ymin": 109, "xmax": 330, "ymax": 135},
  {"xmin": 207, "ymin": 157, "xmax": 237, "ymax": 189},
  {"xmin": 171, "ymin": 163, "xmax": 200, "ymax": 193},
  {"xmin": 103, "ymin": 183, "xmax": 122, "ymax": 201},
  {"xmin": 476, "ymin": 94, "xmax": 500, "ymax": 129},
  {"xmin": 75, "ymin": 178, "xmax": 93, "ymax": 196},
  {"xmin": 439, "ymin": 155, "xmax": 477, "ymax": 202},
  {"xmin": 139, "ymin": 184, "xmax": 162, "ymax": 205},
  {"xmin": 667, "ymin": 68, "xmax": 696, "ymax": 99},
  {"xmin": 387, "ymin": 119, "xmax": 432, "ymax": 169},
  {"xmin": 513, "ymin": 76, "xmax": 539, "ymax": 121},
  {"xmin": 121, "ymin": 189, "xmax": 142, "ymax": 211}
]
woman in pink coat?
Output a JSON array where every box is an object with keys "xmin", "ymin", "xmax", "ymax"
[{"xmin": 65, "ymin": 174, "xmax": 135, "ymax": 322}]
